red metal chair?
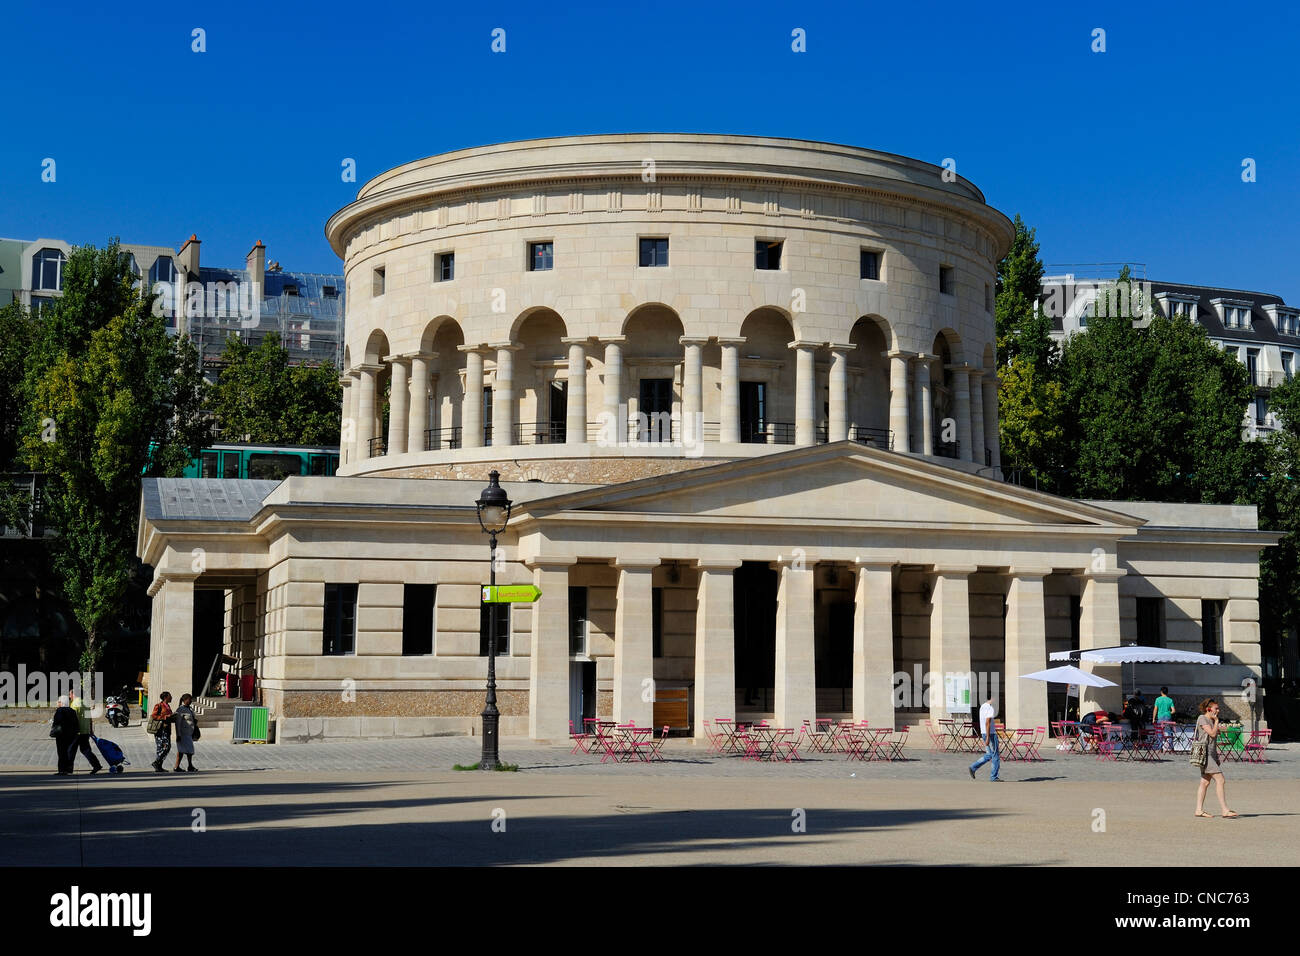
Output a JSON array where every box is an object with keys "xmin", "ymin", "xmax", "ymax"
[
  {"xmin": 702, "ymin": 719, "xmax": 726, "ymax": 755},
  {"xmin": 638, "ymin": 725, "xmax": 671, "ymax": 762},
  {"xmin": 569, "ymin": 719, "xmax": 596, "ymax": 754},
  {"xmin": 773, "ymin": 728, "xmax": 803, "ymax": 762}
]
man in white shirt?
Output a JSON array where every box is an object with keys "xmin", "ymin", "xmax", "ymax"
[{"xmin": 968, "ymin": 696, "xmax": 1002, "ymax": 782}]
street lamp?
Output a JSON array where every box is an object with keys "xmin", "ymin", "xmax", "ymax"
[{"xmin": 476, "ymin": 470, "xmax": 512, "ymax": 770}]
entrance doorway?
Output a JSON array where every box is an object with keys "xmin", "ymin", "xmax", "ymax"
[
  {"xmin": 734, "ymin": 561, "xmax": 777, "ymax": 710},
  {"xmin": 548, "ymin": 380, "xmax": 567, "ymax": 443},
  {"xmin": 639, "ymin": 378, "xmax": 673, "ymax": 442},
  {"xmin": 569, "ymin": 661, "xmax": 595, "ymax": 731},
  {"xmin": 740, "ymin": 381, "xmax": 766, "ymax": 443}
]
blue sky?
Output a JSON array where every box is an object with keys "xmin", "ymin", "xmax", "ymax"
[{"xmin": 3, "ymin": 0, "xmax": 1297, "ymax": 299}]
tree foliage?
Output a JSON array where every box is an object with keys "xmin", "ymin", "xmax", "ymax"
[
  {"xmin": 210, "ymin": 335, "xmax": 341, "ymax": 445},
  {"xmin": 21, "ymin": 241, "xmax": 212, "ymax": 668}
]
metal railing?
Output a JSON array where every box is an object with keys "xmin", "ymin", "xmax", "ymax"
[
  {"xmin": 424, "ymin": 427, "xmax": 462, "ymax": 451},
  {"xmin": 850, "ymin": 426, "xmax": 893, "ymax": 450},
  {"xmin": 743, "ymin": 421, "xmax": 795, "ymax": 445},
  {"xmin": 367, "ymin": 437, "xmax": 385, "ymax": 458},
  {"xmin": 1252, "ymin": 370, "xmax": 1285, "ymax": 388},
  {"xmin": 513, "ymin": 421, "xmax": 566, "ymax": 445},
  {"xmin": 933, "ymin": 441, "xmax": 961, "ymax": 459}
]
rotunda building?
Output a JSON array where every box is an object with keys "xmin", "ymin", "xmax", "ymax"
[{"xmin": 136, "ymin": 136, "xmax": 1273, "ymax": 745}]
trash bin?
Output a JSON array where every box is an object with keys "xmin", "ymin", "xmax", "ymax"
[{"xmin": 240, "ymin": 673, "xmax": 255, "ymax": 702}]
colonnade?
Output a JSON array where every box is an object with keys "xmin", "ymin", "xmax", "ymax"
[{"xmin": 339, "ymin": 337, "xmax": 1002, "ymax": 468}]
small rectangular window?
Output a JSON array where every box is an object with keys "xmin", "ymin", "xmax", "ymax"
[
  {"xmin": 755, "ymin": 239, "xmax": 783, "ymax": 270},
  {"xmin": 284, "ymin": 284, "xmax": 299, "ymax": 297},
  {"xmin": 372, "ymin": 267, "xmax": 385, "ymax": 296},
  {"xmin": 1201, "ymin": 600, "xmax": 1223, "ymax": 657},
  {"xmin": 528, "ymin": 241, "xmax": 553, "ymax": 271},
  {"xmin": 479, "ymin": 603, "xmax": 510, "ymax": 656},
  {"xmin": 221, "ymin": 453, "xmax": 241, "ymax": 479},
  {"xmin": 436, "ymin": 252, "xmax": 455, "ymax": 282},
  {"xmin": 652, "ymin": 587, "xmax": 664, "ymax": 658},
  {"xmin": 860, "ymin": 249, "xmax": 880, "ymax": 281},
  {"xmin": 569, "ymin": 586, "xmax": 588, "ymax": 656},
  {"xmin": 322, "ymin": 285, "xmax": 337, "ymax": 298},
  {"xmin": 1136, "ymin": 597, "xmax": 1164, "ymax": 648},
  {"xmin": 199, "ymin": 451, "xmax": 219, "ymax": 478},
  {"xmin": 402, "ymin": 584, "xmax": 436, "ymax": 655},
  {"xmin": 324, "ymin": 583, "xmax": 358, "ymax": 656},
  {"xmin": 985, "ymin": 283, "xmax": 992, "ymax": 312},
  {"xmin": 939, "ymin": 266, "xmax": 955, "ymax": 295},
  {"xmin": 639, "ymin": 237, "xmax": 669, "ymax": 268}
]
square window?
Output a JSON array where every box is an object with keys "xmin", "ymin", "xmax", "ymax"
[
  {"xmin": 860, "ymin": 249, "xmax": 880, "ymax": 281},
  {"xmin": 755, "ymin": 239, "xmax": 783, "ymax": 270},
  {"xmin": 372, "ymin": 267, "xmax": 385, "ymax": 297},
  {"xmin": 436, "ymin": 252, "xmax": 455, "ymax": 282},
  {"xmin": 528, "ymin": 241, "xmax": 553, "ymax": 271},
  {"xmin": 939, "ymin": 266, "xmax": 955, "ymax": 296},
  {"xmin": 322, "ymin": 285, "xmax": 337, "ymax": 298},
  {"xmin": 639, "ymin": 237, "xmax": 669, "ymax": 268}
]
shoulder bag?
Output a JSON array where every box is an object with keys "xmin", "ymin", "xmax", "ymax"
[{"xmin": 1189, "ymin": 724, "xmax": 1208, "ymax": 769}]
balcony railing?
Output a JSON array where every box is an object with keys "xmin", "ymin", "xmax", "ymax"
[
  {"xmin": 367, "ymin": 437, "xmax": 386, "ymax": 458},
  {"xmin": 514, "ymin": 421, "xmax": 566, "ymax": 445},
  {"xmin": 933, "ymin": 441, "xmax": 961, "ymax": 459},
  {"xmin": 424, "ymin": 427, "xmax": 462, "ymax": 451},
  {"xmin": 1252, "ymin": 369, "xmax": 1286, "ymax": 388},
  {"xmin": 850, "ymin": 426, "xmax": 894, "ymax": 450},
  {"xmin": 743, "ymin": 421, "xmax": 795, "ymax": 445}
]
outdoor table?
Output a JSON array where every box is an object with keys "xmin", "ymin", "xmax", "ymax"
[
  {"xmin": 844, "ymin": 727, "xmax": 891, "ymax": 761},
  {"xmin": 743, "ymin": 725, "xmax": 784, "ymax": 760},
  {"xmin": 615, "ymin": 725, "xmax": 652, "ymax": 762},
  {"xmin": 1219, "ymin": 725, "xmax": 1246, "ymax": 761},
  {"xmin": 716, "ymin": 720, "xmax": 750, "ymax": 754}
]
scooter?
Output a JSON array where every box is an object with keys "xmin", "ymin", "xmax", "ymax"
[{"xmin": 105, "ymin": 686, "xmax": 133, "ymax": 728}]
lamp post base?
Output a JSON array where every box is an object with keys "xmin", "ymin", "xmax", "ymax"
[{"xmin": 480, "ymin": 709, "xmax": 500, "ymax": 770}]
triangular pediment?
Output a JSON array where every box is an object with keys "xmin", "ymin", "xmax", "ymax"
[{"xmin": 525, "ymin": 443, "xmax": 1144, "ymax": 530}]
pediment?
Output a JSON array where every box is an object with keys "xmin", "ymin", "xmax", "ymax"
[{"xmin": 526, "ymin": 443, "xmax": 1143, "ymax": 530}]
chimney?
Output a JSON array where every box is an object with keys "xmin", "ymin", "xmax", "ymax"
[
  {"xmin": 246, "ymin": 240, "xmax": 266, "ymax": 282},
  {"xmin": 177, "ymin": 234, "xmax": 200, "ymax": 280}
]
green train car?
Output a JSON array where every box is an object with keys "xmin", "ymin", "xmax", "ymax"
[{"xmin": 182, "ymin": 443, "xmax": 340, "ymax": 480}]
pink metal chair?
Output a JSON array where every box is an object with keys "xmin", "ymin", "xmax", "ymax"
[
  {"xmin": 800, "ymin": 719, "xmax": 831, "ymax": 753},
  {"xmin": 569, "ymin": 719, "xmax": 597, "ymax": 754},
  {"xmin": 702, "ymin": 719, "xmax": 726, "ymax": 755},
  {"xmin": 1244, "ymin": 729, "xmax": 1272, "ymax": 763},
  {"xmin": 638, "ymin": 725, "xmax": 671, "ymax": 762}
]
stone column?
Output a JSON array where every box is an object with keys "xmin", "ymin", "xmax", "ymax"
[
  {"xmin": 1005, "ymin": 569, "xmax": 1049, "ymax": 730},
  {"xmin": 774, "ymin": 554, "xmax": 817, "ymax": 730},
  {"xmin": 384, "ymin": 354, "xmax": 410, "ymax": 456},
  {"xmin": 613, "ymin": 561, "xmax": 657, "ymax": 726},
  {"xmin": 929, "ymin": 566, "xmax": 975, "ymax": 725},
  {"xmin": 887, "ymin": 350, "xmax": 912, "ymax": 453},
  {"xmin": 155, "ymin": 572, "xmax": 198, "ymax": 703},
  {"xmin": 680, "ymin": 337, "xmax": 707, "ymax": 445},
  {"xmin": 356, "ymin": 363, "xmax": 382, "ymax": 459},
  {"xmin": 853, "ymin": 561, "xmax": 895, "ymax": 727},
  {"xmin": 407, "ymin": 351, "xmax": 435, "ymax": 453},
  {"xmin": 561, "ymin": 337, "xmax": 588, "ymax": 445},
  {"xmin": 459, "ymin": 346, "xmax": 485, "ymax": 449},
  {"xmin": 791, "ymin": 340, "xmax": 819, "ymax": 446},
  {"xmin": 491, "ymin": 343, "xmax": 518, "ymax": 448},
  {"xmin": 339, "ymin": 373, "xmax": 354, "ymax": 465},
  {"xmin": 913, "ymin": 354, "xmax": 932, "ymax": 455},
  {"xmin": 694, "ymin": 560, "xmax": 741, "ymax": 737},
  {"xmin": 828, "ymin": 344, "xmax": 852, "ymax": 442},
  {"xmin": 345, "ymin": 369, "xmax": 361, "ymax": 463},
  {"xmin": 968, "ymin": 369, "xmax": 985, "ymax": 467},
  {"xmin": 948, "ymin": 364, "xmax": 973, "ymax": 462},
  {"xmin": 1079, "ymin": 566, "xmax": 1126, "ymax": 714},
  {"xmin": 718, "ymin": 337, "xmax": 744, "ymax": 444},
  {"xmin": 528, "ymin": 560, "xmax": 574, "ymax": 740},
  {"xmin": 983, "ymin": 373, "xmax": 1001, "ymax": 472},
  {"xmin": 601, "ymin": 337, "xmax": 625, "ymax": 443}
]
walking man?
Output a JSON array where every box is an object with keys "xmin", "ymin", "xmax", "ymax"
[
  {"xmin": 68, "ymin": 692, "xmax": 103, "ymax": 775},
  {"xmin": 968, "ymin": 695, "xmax": 1002, "ymax": 782}
]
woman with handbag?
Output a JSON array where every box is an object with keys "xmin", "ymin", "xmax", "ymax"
[
  {"xmin": 148, "ymin": 692, "xmax": 174, "ymax": 773},
  {"xmin": 172, "ymin": 694, "xmax": 199, "ymax": 773},
  {"xmin": 1192, "ymin": 698, "xmax": 1238, "ymax": 818},
  {"xmin": 51, "ymin": 695, "xmax": 79, "ymax": 776}
]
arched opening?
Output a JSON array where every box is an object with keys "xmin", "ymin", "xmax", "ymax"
[
  {"xmin": 737, "ymin": 308, "xmax": 796, "ymax": 444},
  {"xmin": 622, "ymin": 304, "xmax": 684, "ymax": 442},
  {"xmin": 427, "ymin": 319, "xmax": 465, "ymax": 449},
  {"xmin": 513, "ymin": 309, "xmax": 568, "ymax": 444},
  {"xmin": 362, "ymin": 330, "xmax": 391, "ymax": 458},
  {"xmin": 848, "ymin": 316, "xmax": 891, "ymax": 443},
  {"xmin": 930, "ymin": 332, "xmax": 958, "ymax": 457}
]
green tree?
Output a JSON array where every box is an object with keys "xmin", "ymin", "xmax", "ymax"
[
  {"xmin": 22, "ymin": 241, "xmax": 212, "ymax": 670},
  {"xmin": 211, "ymin": 334, "xmax": 341, "ymax": 445},
  {"xmin": 996, "ymin": 355, "xmax": 1067, "ymax": 491},
  {"xmin": 1255, "ymin": 376, "xmax": 1300, "ymax": 659},
  {"xmin": 995, "ymin": 214, "xmax": 1055, "ymax": 372},
  {"xmin": 0, "ymin": 302, "xmax": 37, "ymax": 530}
]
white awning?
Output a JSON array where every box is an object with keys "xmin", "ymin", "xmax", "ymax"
[{"xmin": 1049, "ymin": 645, "xmax": 1220, "ymax": 665}]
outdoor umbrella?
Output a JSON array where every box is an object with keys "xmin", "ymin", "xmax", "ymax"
[
  {"xmin": 1020, "ymin": 665, "xmax": 1118, "ymax": 687},
  {"xmin": 1050, "ymin": 645, "xmax": 1223, "ymax": 718}
]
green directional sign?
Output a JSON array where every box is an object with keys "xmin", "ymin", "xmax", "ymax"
[{"xmin": 482, "ymin": 585, "xmax": 543, "ymax": 604}]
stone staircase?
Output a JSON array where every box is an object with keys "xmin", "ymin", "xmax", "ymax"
[{"xmin": 190, "ymin": 696, "xmax": 241, "ymax": 741}]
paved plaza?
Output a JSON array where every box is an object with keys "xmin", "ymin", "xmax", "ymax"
[{"xmin": 3, "ymin": 714, "xmax": 1297, "ymax": 866}]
